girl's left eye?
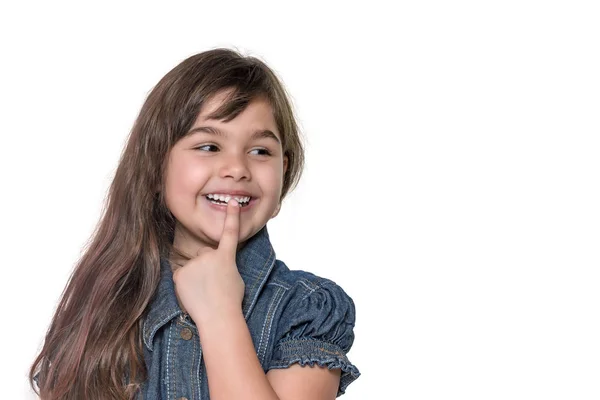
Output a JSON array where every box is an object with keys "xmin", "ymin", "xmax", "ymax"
[{"xmin": 250, "ymin": 148, "xmax": 272, "ymax": 156}]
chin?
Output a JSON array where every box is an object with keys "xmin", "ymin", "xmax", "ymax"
[{"xmin": 200, "ymin": 226, "xmax": 245, "ymax": 246}]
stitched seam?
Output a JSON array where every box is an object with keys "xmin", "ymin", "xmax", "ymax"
[
  {"xmin": 249, "ymin": 246, "xmax": 272, "ymax": 295},
  {"xmin": 166, "ymin": 322, "xmax": 172, "ymax": 399},
  {"xmin": 243, "ymin": 254, "xmax": 267, "ymax": 317},
  {"xmin": 172, "ymin": 323, "xmax": 178, "ymax": 399},
  {"xmin": 257, "ymin": 286, "xmax": 286, "ymax": 362},
  {"xmin": 243, "ymin": 249, "xmax": 275, "ymax": 319},
  {"xmin": 299, "ymin": 280, "xmax": 320, "ymax": 301},
  {"xmin": 197, "ymin": 341, "xmax": 202, "ymax": 400},
  {"xmin": 266, "ymin": 281, "xmax": 289, "ymax": 290},
  {"xmin": 144, "ymin": 309, "xmax": 180, "ymax": 350},
  {"xmin": 258, "ymin": 289, "xmax": 280, "ymax": 364},
  {"xmin": 318, "ymin": 347, "xmax": 344, "ymax": 356},
  {"xmin": 277, "ymin": 339, "xmax": 345, "ymax": 356},
  {"xmin": 277, "ymin": 340, "xmax": 346, "ymax": 357},
  {"xmin": 190, "ymin": 333, "xmax": 196, "ymax": 400},
  {"xmin": 297, "ymin": 279, "xmax": 314, "ymax": 292},
  {"xmin": 268, "ymin": 277, "xmax": 291, "ymax": 290},
  {"xmin": 262, "ymin": 288, "xmax": 286, "ymax": 362}
]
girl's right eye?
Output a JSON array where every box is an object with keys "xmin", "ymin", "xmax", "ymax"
[{"xmin": 195, "ymin": 144, "xmax": 218, "ymax": 152}]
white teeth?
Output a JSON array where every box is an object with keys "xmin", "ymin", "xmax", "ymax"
[{"xmin": 206, "ymin": 193, "xmax": 251, "ymax": 204}]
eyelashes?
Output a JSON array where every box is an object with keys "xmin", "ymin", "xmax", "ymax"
[
  {"xmin": 194, "ymin": 144, "xmax": 219, "ymax": 152},
  {"xmin": 194, "ymin": 144, "xmax": 272, "ymax": 156}
]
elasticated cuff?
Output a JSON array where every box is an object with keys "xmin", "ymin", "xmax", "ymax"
[{"xmin": 268, "ymin": 339, "xmax": 360, "ymax": 397}]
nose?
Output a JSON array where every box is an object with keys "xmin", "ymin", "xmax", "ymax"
[{"xmin": 219, "ymin": 151, "xmax": 251, "ymax": 181}]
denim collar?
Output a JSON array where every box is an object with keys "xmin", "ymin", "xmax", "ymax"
[{"xmin": 142, "ymin": 224, "xmax": 277, "ymax": 351}]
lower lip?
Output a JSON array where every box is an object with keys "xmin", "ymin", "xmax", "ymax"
[{"xmin": 204, "ymin": 196, "xmax": 258, "ymax": 212}]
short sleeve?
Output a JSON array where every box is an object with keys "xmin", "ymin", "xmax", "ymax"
[{"xmin": 268, "ymin": 280, "xmax": 360, "ymax": 397}]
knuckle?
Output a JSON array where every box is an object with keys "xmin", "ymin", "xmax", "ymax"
[{"xmin": 223, "ymin": 225, "xmax": 237, "ymax": 234}]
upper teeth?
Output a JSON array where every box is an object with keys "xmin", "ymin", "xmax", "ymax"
[{"xmin": 206, "ymin": 193, "xmax": 251, "ymax": 204}]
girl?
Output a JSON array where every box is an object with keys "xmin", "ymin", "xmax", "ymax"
[{"xmin": 30, "ymin": 48, "xmax": 360, "ymax": 399}]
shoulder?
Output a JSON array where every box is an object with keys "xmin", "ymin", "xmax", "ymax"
[
  {"xmin": 266, "ymin": 259, "xmax": 356, "ymax": 352},
  {"xmin": 266, "ymin": 259, "xmax": 357, "ymax": 322},
  {"xmin": 265, "ymin": 259, "xmax": 360, "ymax": 396},
  {"xmin": 268, "ymin": 259, "xmax": 355, "ymax": 299}
]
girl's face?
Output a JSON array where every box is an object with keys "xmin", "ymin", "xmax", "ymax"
[{"xmin": 164, "ymin": 92, "xmax": 288, "ymax": 257}]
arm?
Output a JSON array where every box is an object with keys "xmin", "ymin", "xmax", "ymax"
[
  {"xmin": 196, "ymin": 307, "xmax": 341, "ymax": 400},
  {"xmin": 176, "ymin": 201, "xmax": 351, "ymax": 399}
]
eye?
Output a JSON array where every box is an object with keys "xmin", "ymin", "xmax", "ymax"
[
  {"xmin": 250, "ymin": 148, "xmax": 272, "ymax": 156},
  {"xmin": 195, "ymin": 144, "xmax": 219, "ymax": 152}
]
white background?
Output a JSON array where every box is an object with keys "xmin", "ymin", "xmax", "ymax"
[{"xmin": 1, "ymin": 1, "xmax": 599, "ymax": 399}]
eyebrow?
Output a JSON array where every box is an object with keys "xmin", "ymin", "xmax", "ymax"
[{"xmin": 187, "ymin": 126, "xmax": 281, "ymax": 146}]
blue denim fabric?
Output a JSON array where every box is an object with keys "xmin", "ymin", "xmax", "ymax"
[{"xmin": 138, "ymin": 224, "xmax": 360, "ymax": 399}]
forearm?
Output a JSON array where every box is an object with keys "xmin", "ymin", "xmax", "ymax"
[{"xmin": 194, "ymin": 308, "xmax": 280, "ymax": 400}]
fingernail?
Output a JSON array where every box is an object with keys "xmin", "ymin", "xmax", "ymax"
[{"xmin": 230, "ymin": 199, "xmax": 239, "ymax": 207}]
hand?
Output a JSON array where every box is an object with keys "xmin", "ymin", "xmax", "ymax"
[{"xmin": 172, "ymin": 199, "xmax": 245, "ymax": 323}]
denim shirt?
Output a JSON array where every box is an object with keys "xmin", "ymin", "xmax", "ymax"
[{"xmin": 138, "ymin": 224, "xmax": 360, "ymax": 399}]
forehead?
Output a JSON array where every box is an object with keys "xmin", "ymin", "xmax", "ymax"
[
  {"xmin": 199, "ymin": 89, "xmax": 272, "ymax": 118},
  {"xmin": 189, "ymin": 92, "xmax": 281, "ymax": 141}
]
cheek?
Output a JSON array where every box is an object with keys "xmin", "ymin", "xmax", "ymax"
[
  {"xmin": 258, "ymin": 168, "xmax": 283, "ymax": 193},
  {"xmin": 169, "ymin": 158, "xmax": 207, "ymax": 187},
  {"xmin": 165, "ymin": 165, "xmax": 199, "ymax": 205},
  {"xmin": 165, "ymin": 167, "xmax": 185, "ymax": 195}
]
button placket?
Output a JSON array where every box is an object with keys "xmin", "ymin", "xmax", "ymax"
[{"xmin": 168, "ymin": 316, "xmax": 201, "ymax": 400}]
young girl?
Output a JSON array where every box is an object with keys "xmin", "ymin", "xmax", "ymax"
[{"xmin": 30, "ymin": 48, "xmax": 360, "ymax": 399}]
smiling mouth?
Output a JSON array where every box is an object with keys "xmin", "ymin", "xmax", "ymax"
[{"xmin": 204, "ymin": 195, "xmax": 252, "ymax": 207}]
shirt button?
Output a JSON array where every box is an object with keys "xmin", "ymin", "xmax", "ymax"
[{"xmin": 180, "ymin": 327, "xmax": 193, "ymax": 340}]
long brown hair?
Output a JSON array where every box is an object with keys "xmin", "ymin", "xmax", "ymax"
[{"xmin": 29, "ymin": 48, "xmax": 305, "ymax": 399}]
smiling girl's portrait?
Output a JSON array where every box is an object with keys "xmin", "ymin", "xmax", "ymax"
[
  {"xmin": 6, "ymin": 2, "xmax": 598, "ymax": 399},
  {"xmin": 28, "ymin": 48, "xmax": 360, "ymax": 399}
]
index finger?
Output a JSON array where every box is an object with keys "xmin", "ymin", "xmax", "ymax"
[{"xmin": 218, "ymin": 198, "xmax": 241, "ymax": 256}]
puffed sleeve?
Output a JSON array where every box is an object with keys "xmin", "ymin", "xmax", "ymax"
[{"xmin": 267, "ymin": 280, "xmax": 360, "ymax": 397}]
